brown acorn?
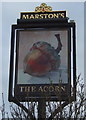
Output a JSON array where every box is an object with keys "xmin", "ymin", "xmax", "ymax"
[{"xmin": 23, "ymin": 34, "xmax": 62, "ymax": 76}]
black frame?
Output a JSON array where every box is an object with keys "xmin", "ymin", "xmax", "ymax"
[{"xmin": 9, "ymin": 21, "xmax": 76, "ymax": 102}]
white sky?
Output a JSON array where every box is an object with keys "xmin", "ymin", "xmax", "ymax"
[
  {"xmin": 0, "ymin": 0, "xmax": 85, "ymax": 2},
  {"xmin": 0, "ymin": 2, "xmax": 2, "ymax": 118},
  {"xmin": 0, "ymin": 1, "xmax": 85, "ymax": 118}
]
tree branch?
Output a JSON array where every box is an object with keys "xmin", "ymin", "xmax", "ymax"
[
  {"xmin": 13, "ymin": 99, "xmax": 36, "ymax": 120},
  {"xmin": 48, "ymin": 97, "xmax": 74, "ymax": 120}
]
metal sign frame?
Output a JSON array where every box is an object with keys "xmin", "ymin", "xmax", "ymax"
[{"xmin": 8, "ymin": 19, "xmax": 76, "ymax": 102}]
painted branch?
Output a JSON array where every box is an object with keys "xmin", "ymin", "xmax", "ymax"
[{"xmin": 55, "ymin": 34, "xmax": 62, "ymax": 54}]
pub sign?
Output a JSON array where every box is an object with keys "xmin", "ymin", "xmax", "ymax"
[{"xmin": 9, "ymin": 3, "xmax": 76, "ymax": 102}]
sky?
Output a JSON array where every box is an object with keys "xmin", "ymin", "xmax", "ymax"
[
  {"xmin": 84, "ymin": 2, "xmax": 86, "ymax": 99},
  {"xmin": 0, "ymin": 1, "xmax": 85, "ymax": 118},
  {"xmin": 0, "ymin": 0, "xmax": 85, "ymax": 2},
  {"xmin": 0, "ymin": 2, "xmax": 2, "ymax": 118}
]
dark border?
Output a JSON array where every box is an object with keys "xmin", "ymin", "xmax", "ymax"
[{"xmin": 8, "ymin": 22, "xmax": 76, "ymax": 102}]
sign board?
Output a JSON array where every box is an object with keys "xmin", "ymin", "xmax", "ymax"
[
  {"xmin": 21, "ymin": 3, "xmax": 66, "ymax": 19},
  {"xmin": 21, "ymin": 11, "xmax": 66, "ymax": 19},
  {"xmin": 9, "ymin": 3, "xmax": 76, "ymax": 102}
]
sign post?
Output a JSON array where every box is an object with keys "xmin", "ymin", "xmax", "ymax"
[
  {"xmin": 38, "ymin": 99, "xmax": 46, "ymax": 119},
  {"xmin": 8, "ymin": 3, "xmax": 76, "ymax": 118}
]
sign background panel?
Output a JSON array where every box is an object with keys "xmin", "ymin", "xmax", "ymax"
[
  {"xmin": 15, "ymin": 84, "xmax": 69, "ymax": 101},
  {"xmin": 17, "ymin": 30, "xmax": 68, "ymax": 84}
]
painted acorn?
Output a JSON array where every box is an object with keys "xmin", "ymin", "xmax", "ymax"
[{"xmin": 23, "ymin": 34, "xmax": 62, "ymax": 76}]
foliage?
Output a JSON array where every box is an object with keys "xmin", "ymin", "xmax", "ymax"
[{"xmin": 1, "ymin": 75, "xmax": 86, "ymax": 120}]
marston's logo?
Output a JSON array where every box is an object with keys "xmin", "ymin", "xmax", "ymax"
[{"xmin": 20, "ymin": 3, "xmax": 67, "ymax": 20}]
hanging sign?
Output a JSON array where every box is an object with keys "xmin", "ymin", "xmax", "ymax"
[{"xmin": 9, "ymin": 3, "xmax": 76, "ymax": 102}]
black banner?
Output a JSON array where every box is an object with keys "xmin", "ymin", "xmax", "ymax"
[{"xmin": 20, "ymin": 11, "xmax": 66, "ymax": 20}]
